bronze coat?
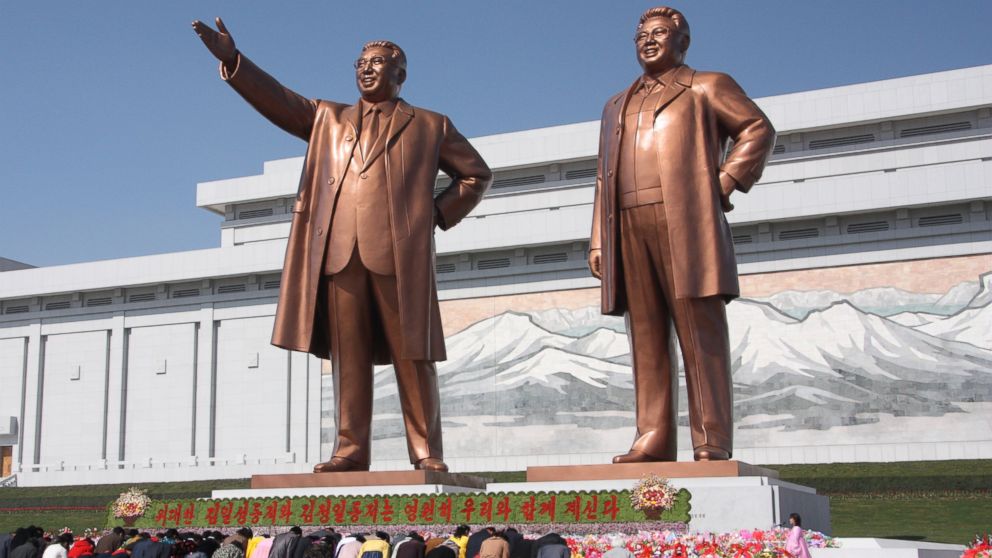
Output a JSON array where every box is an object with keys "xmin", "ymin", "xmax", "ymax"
[
  {"xmin": 591, "ymin": 65, "xmax": 775, "ymax": 315},
  {"xmin": 222, "ymin": 55, "xmax": 492, "ymax": 362}
]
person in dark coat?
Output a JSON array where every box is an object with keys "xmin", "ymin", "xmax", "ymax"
[
  {"xmin": 506, "ymin": 538, "xmax": 529, "ymax": 558},
  {"xmin": 2, "ymin": 532, "xmax": 15, "ymax": 558},
  {"xmin": 393, "ymin": 534, "xmax": 423, "ymax": 558},
  {"xmin": 270, "ymin": 528, "xmax": 301, "ymax": 558},
  {"xmin": 499, "ymin": 532, "xmax": 520, "ymax": 558},
  {"xmin": 290, "ymin": 534, "xmax": 311, "ymax": 558},
  {"xmin": 423, "ymin": 543, "xmax": 454, "ymax": 558},
  {"xmin": 529, "ymin": 535, "xmax": 567, "ymax": 558},
  {"xmin": 133, "ymin": 539, "xmax": 171, "ymax": 558},
  {"xmin": 10, "ymin": 537, "xmax": 41, "ymax": 558},
  {"xmin": 94, "ymin": 529, "xmax": 125, "ymax": 556}
]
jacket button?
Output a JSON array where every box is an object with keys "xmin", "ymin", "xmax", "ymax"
[
  {"xmin": 360, "ymin": 173, "xmax": 369, "ymax": 179},
  {"xmin": 317, "ymin": 227, "xmax": 323, "ymax": 236},
  {"xmin": 608, "ymin": 170, "xmax": 614, "ymax": 177},
  {"xmin": 345, "ymin": 136, "xmax": 353, "ymax": 142},
  {"xmin": 616, "ymin": 128, "xmax": 621, "ymax": 135},
  {"xmin": 327, "ymin": 177, "xmax": 335, "ymax": 185}
]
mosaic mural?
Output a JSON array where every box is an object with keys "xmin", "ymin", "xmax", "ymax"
[{"xmin": 321, "ymin": 266, "xmax": 992, "ymax": 461}]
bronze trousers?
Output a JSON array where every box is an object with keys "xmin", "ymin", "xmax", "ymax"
[
  {"xmin": 620, "ymin": 203, "xmax": 734, "ymax": 458},
  {"xmin": 325, "ymin": 248, "xmax": 444, "ymax": 465}
]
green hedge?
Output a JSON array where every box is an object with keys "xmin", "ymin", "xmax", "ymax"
[
  {"xmin": 774, "ymin": 460, "xmax": 992, "ymax": 494},
  {"xmin": 111, "ymin": 490, "xmax": 691, "ymax": 529}
]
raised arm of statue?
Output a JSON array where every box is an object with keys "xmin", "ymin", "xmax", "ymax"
[
  {"xmin": 192, "ymin": 17, "xmax": 237, "ymax": 69},
  {"xmin": 192, "ymin": 17, "xmax": 318, "ymax": 141}
]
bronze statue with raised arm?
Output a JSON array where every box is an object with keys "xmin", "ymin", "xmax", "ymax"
[
  {"xmin": 193, "ymin": 18, "xmax": 492, "ymax": 473},
  {"xmin": 589, "ymin": 7, "xmax": 775, "ymax": 463}
]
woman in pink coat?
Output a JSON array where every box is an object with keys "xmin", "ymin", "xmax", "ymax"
[{"xmin": 785, "ymin": 513, "xmax": 812, "ymax": 558}]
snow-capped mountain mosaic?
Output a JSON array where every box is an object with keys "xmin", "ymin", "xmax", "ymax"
[{"xmin": 321, "ymin": 272, "xmax": 991, "ymax": 459}]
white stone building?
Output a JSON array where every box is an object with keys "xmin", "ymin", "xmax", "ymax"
[{"xmin": 1, "ymin": 65, "xmax": 990, "ymax": 487}]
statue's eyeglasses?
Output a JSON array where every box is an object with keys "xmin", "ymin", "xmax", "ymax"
[
  {"xmin": 354, "ymin": 56, "xmax": 388, "ymax": 69},
  {"xmin": 634, "ymin": 27, "xmax": 673, "ymax": 43}
]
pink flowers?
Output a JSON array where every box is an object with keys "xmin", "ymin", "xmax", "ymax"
[{"xmin": 560, "ymin": 528, "xmax": 833, "ymax": 558}]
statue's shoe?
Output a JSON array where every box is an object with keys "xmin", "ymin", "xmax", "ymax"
[
  {"xmin": 415, "ymin": 457, "xmax": 449, "ymax": 472},
  {"xmin": 612, "ymin": 450, "xmax": 675, "ymax": 463},
  {"xmin": 693, "ymin": 447, "xmax": 731, "ymax": 461},
  {"xmin": 313, "ymin": 456, "xmax": 369, "ymax": 473}
]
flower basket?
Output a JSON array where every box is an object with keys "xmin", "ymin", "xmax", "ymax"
[
  {"xmin": 112, "ymin": 487, "xmax": 151, "ymax": 525},
  {"xmin": 629, "ymin": 474, "xmax": 677, "ymax": 521}
]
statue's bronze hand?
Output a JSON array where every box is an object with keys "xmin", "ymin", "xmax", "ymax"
[
  {"xmin": 192, "ymin": 17, "xmax": 237, "ymax": 65},
  {"xmin": 588, "ymin": 249, "xmax": 603, "ymax": 280}
]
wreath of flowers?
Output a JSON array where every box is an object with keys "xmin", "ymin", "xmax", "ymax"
[
  {"xmin": 629, "ymin": 474, "xmax": 678, "ymax": 513},
  {"xmin": 112, "ymin": 487, "xmax": 151, "ymax": 520},
  {"xmin": 965, "ymin": 534, "xmax": 992, "ymax": 558}
]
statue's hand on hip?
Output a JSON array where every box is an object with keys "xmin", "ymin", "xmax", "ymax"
[
  {"xmin": 719, "ymin": 171, "xmax": 737, "ymax": 213},
  {"xmin": 192, "ymin": 17, "xmax": 237, "ymax": 66}
]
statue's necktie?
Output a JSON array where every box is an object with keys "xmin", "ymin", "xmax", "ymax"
[{"xmin": 361, "ymin": 107, "xmax": 380, "ymax": 160}]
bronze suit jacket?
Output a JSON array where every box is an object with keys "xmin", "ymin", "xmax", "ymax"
[
  {"xmin": 591, "ymin": 64, "xmax": 775, "ymax": 315},
  {"xmin": 222, "ymin": 55, "xmax": 492, "ymax": 362}
]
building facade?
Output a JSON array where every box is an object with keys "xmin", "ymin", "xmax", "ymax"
[{"xmin": 1, "ymin": 66, "xmax": 990, "ymax": 486}]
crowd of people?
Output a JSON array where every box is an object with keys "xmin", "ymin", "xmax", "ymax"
[
  {"xmin": 0, "ymin": 514, "xmax": 809, "ymax": 558},
  {"xmin": 0, "ymin": 525, "xmax": 579, "ymax": 558}
]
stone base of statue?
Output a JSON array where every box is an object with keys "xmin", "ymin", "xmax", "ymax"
[
  {"xmin": 216, "ymin": 470, "xmax": 489, "ymax": 498},
  {"xmin": 513, "ymin": 461, "xmax": 829, "ymax": 535},
  {"xmin": 526, "ymin": 460, "xmax": 778, "ymax": 481}
]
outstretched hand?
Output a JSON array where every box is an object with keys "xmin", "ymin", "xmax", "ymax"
[{"xmin": 192, "ymin": 17, "xmax": 237, "ymax": 64}]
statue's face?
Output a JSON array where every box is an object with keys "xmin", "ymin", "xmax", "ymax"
[
  {"xmin": 355, "ymin": 46, "xmax": 405, "ymax": 103},
  {"xmin": 634, "ymin": 17, "xmax": 686, "ymax": 75}
]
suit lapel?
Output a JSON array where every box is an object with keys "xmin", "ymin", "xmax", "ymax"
[
  {"xmin": 608, "ymin": 78, "xmax": 641, "ymax": 178},
  {"xmin": 361, "ymin": 99, "xmax": 413, "ymax": 171},
  {"xmin": 653, "ymin": 64, "xmax": 694, "ymax": 115}
]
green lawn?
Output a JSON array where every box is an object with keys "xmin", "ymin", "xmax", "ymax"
[
  {"xmin": 829, "ymin": 493, "xmax": 989, "ymax": 544},
  {"xmin": 1, "ymin": 461, "xmax": 989, "ymax": 543}
]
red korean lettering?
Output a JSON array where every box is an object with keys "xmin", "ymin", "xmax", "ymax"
[
  {"xmin": 348, "ymin": 500, "xmax": 363, "ymax": 523},
  {"xmin": 583, "ymin": 495, "xmax": 599, "ymax": 520},
  {"xmin": 404, "ymin": 498, "xmax": 420, "ymax": 523},
  {"xmin": 496, "ymin": 497, "xmax": 511, "ymax": 522},
  {"xmin": 420, "ymin": 498, "xmax": 436, "ymax": 522},
  {"xmin": 565, "ymin": 496, "xmax": 582, "ymax": 522},
  {"xmin": 235, "ymin": 501, "xmax": 250, "ymax": 525},
  {"xmin": 381, "ymin": 498, "xmax": 394, "ymax": 523},
  {"xmin": 333, "ymin": 499, "xmax": 347, "ymax": 523},
  {"xmin": 279, "ymin": 499, "xmax": 293, "ymax": 523},
  {"xmin": 167, "ymin": 503, "xmax": 182, "ymax": 525},
  {"xmin": 249, "ymin": 501, "xmax": 263, "ymax": 524},
  {"xmin": 460, "ymin": 497, "xmax": 476, "ymax": 523},
  {"xmin": 538, "ymin": 496, "xmax": 556, "ymax": 522},
  {"xmin": 220, "ymin": 501, "xmax": 235, "ymax": 525},
  {"xmin": 479, "ymin": 497, "xmax": 493, "ymax": 522},
  {"xmin": 318, "ymin": 499, "xmax": 332, "ymax": 524},
  {"xmin": 206, "ymin": 502, "xmax": 221, "ymax": 526},
  {"xmin": 521, "ymin": 495, "xmax": 536, "ymax": 522},
  {"xmin": 154, "ymin": 505, "xmax": 169, "ymax": 527},
  {"xmin": 264, "ymin": 501, "xmax": 279, "ymax": 524},
  {"xmin": 601, "ymin": 494, "xmax": 619, "ymax": 521},
  {"xmin": 301, "ymin": 499, "xmax": 317, "ymax": 524},
  {"xmin": 365, "ymin": 499, "xmax": 380, "ymax": 523},
  {"xmin": 439, "ymin": 497, "xmax": 453, "ymax": 523}
]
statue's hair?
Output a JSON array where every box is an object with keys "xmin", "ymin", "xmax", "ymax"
[
  {"xmin": 638, "ymin": 6, "xmax": 690, "ymax": 38},
  {"xmin": 362, "ymin": 40, "xmax": 407, "ymax": 70}
]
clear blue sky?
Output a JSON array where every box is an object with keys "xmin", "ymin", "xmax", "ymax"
[{"xmin": 1, "ymin": 1, "xmax": 990, "ymax": 267}]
